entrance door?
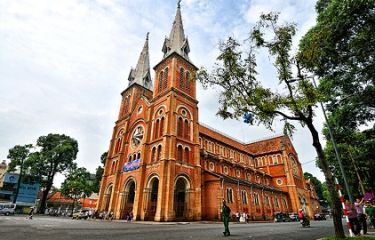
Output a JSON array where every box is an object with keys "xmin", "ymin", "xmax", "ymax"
[
  {"xmin": 121, "ymin": 181, "xmax": 135, "ymax": 219},
  {"xmin": 146, "ymin": 178, "xmax": 159, "ymax": 220},
  {"xmin": 174, "ymin": 178, "xmax": 186, "ymax": 219}
]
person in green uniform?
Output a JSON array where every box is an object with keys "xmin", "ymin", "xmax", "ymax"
[{"xmin": 222, "ymin": 200, "xmax": 231, "ymax": 236}]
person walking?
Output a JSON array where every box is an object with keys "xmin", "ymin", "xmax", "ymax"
[
  {"xmin": 345, "ymin": 199, "xmax": 361, "ymax": 236},
  {"xmin": 222, "ymin": 200, "xmax": 231, "ymax": 237},
  {"xmin": 28, "ymin": 206, "xmax": 34, "ymax": 220},
  {"xmin": 355, "ymin": 197, "xmax": 367, "ymax": 234}
]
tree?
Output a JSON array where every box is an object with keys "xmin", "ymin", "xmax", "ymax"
[
  {"xmin": 299, "ymin": 0, "xmax": 375, "ymax": 130},
  {"xmin": 7, "ymin": 144, "xmax": 33, "ymax": 203},
  {"xmin": 93, "ymin": 152, "xmax": 107, "ymax": 193},
  {"xmin": 61, "ymin": 167, "xmax": 94, "ymax": 214},
  {"xmin": 304, "ymin": 172, "xmax": 325, "ymax": 201},
  {"xmin": 323, "ymin": 125, "xmax": 375, "ymax": 196},
  {"xmin": 198, "ymin": 13, "xmax": 345, "ymax": 237},
  {"xmin": 27, "ymin": 134, "xmax": 78, "ymax": 214}
]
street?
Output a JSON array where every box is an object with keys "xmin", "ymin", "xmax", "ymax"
[{"xmin": 0, "ymin": 215, "xmax": 361, "ymax": 240}]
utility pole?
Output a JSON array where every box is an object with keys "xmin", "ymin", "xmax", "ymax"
[{"xmin": 311, "ymin": 77, "xmax": 353, "ymax": 203}]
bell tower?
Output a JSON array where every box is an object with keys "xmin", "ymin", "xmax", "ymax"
[{"xmin": 146, "ymin": 1, "xmax": 201, "ymax": 221}]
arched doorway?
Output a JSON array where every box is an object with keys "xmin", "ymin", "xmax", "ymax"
[
  {"xmin": 120, "ymin": 180, "xmax": 136, "ymax": 219},
  {"xmin": 145, "ymin": 177, "xmax": 159, "ymax": 220},
  {"xmin": 103, "ymin": 184, "xmax": 113, "ymax": 211},
  {"xmin": 174, "ymin": 177, "xmax": 189, "ymax": 220}
]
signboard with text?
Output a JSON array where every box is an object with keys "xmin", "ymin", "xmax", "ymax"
[{"xmin": 123, "ymin": 159, "xmax": 141, "ymax": 172}]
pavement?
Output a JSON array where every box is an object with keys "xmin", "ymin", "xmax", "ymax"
[{"xmin": 0, "ymin": 215, "xmax": 374, "ymax": 240}]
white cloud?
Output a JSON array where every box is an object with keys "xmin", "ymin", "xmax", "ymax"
[{"xmin": 0, "ymin": 0, "xmax": 326, "ymax": 187}]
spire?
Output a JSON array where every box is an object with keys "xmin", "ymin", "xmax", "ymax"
[
  {"xmin": 128, "ymin": 32, "xmax": 152, "ymax": 90},
  {"xmin": 162, "ymin": 0, "xmax": 190, "ymax": 60}
]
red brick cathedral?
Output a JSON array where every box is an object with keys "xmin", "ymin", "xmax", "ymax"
[{"xmin": 97, "ymin": 3, "xmax": 320, "ymax": 221}]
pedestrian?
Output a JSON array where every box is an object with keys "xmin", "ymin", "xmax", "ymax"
[
  {"xmin": 235, "ymin": 212, "xmax": 240, "ymax": 222},
  {"xmin": 355, "ymin": 197, "xmax": 367, "ymax": 234},
  {"xmin": 345, "ymin": 199, "xmax": 361, "ymax": 236},
  {"xmin": 222, "ymin": 200, "xmax": 231, "ymax": 237},
  {"xmin": 28, "ymin": 206, "xmax": 34, "ymax": 220}
]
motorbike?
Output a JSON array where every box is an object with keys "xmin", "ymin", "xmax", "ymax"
[{"xmin": 300, "ymin": 217, "xmax": 310, "ymax": 227}]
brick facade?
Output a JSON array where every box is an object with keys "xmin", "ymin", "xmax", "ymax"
[{"xmin": 96, "ymin": 5, "xmax": 320, "ymax": 222}]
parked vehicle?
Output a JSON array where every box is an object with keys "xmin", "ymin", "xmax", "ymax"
[
  {"xmin": 0, "ymin": 203, "xmax": 16, "ymax": 216},
  {"xmin": 72, "ymin": 209, "xmax": 89, "ymax": 220},
  {"xmin": 274, "ymin": 212, "xmax": 292, "ymax": 222},
  {"xmin": 289, "ymin": 213, "xmax": 298, "ymax": 222},
  {"xmin": 314, "ymin": 213, "xmax": 326, "ymax": 221}
]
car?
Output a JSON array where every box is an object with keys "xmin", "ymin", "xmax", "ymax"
[
  {"xmin": 314, "ymin": 213, "xmax": 327, "ymax": 221},
  {"xmin": 72, "ymin": 209, "xmax": 89, "ymax": 220},
  {"xmin": 0, "ymin": 203, "xmax": 16, "ymax": 216},
  {"xmin": 274, "ymin": 212, "xmax": 292, "ymax": 222}
]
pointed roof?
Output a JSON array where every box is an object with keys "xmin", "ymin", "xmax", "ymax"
[
  {"xmin": 128, "ymin": 32, "xmax": 153, "ymax": 90},
  {"xmin": 162, "ymin": 1, "xmax": 190, "ymax": 60}
]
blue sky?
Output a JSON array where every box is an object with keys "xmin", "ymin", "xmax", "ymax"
[{"xmin": 0, "ymin": 0, "xmax": 325, "ymax": 186}]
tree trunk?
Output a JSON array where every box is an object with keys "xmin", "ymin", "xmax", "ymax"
[
  {"xmin": 306, "ymin": 120, "xmax": 345, "ymax": 238},
  {"xmin": 38, "ymin": 178, "xmax": 53, "ymax": 214}
]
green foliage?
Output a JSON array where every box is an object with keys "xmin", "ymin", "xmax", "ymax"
[
  {"xmin": 322, "ymin": 182, "xmax": 332, "ymax": 206},
  {"xmin": 299, "ymin": 0, "xmax": 375, "ymax": 129},
  {"xmin": 61, "ymin": 167, "xmax": 94, "ymax": 200},
  {"xmin": 6, "ymin": 133, "xmax": 79, "ymax": 213},
  {"xmin": 7, "ymin": 144, "xmax": 33, "ymax": 172},
  {"xmin": 323, "ymin": 125, "xmax": 375, "ymax": 197},
  {"xmin": 304, "ymin": 172, "xmax": 325, "ymax": 201},
  {"xmin": 93, "ymin": 151, "xmax": 107, "ymax": 193},
  {"xmin": 198, "ymin": 12, "xmax": 322, "ymax": 135}
]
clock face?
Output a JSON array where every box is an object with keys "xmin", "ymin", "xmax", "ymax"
[{"xmin": 132, "ymin": 126, "xmax": 144, "ymax": 147}]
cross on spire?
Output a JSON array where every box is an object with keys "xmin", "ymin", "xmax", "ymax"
[{"xmin": 162, "ymin": 1, "xmax": 190, "ymax": 60}]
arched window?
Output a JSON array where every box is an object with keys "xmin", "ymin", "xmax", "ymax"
[
  {"xmin": 226, "ymin": 188, "xmax": 233, "ymax": 203},
  {"xmin": 184, "ymin": 119, "xmax": 189, "ymax": 139},
  {"xmin": 264, "ymin": 195, "xmax": 270, "ymax": 206},
  {"xmin": 159, "ymin": 117, "xmax": 164, "ymax": 137},
  {"xmin": 163, "ymin": 67, "xmax": 168, "ymax": 90},
  {"xmin": 185, "ymin": 71, "xmax": 190, "ymax": 91},
  {"xmin": 157, "ymin": 145, "xmax": 162, "ymax": 161},
  {"xmin": 111, "ymin": 161, "xmax": 116, "ymax": 174},
  {"xmin": 253, "ymin": 193, "xmax": 260, "ymax": 205},
  {"xmin": 177, "ymin": 117, "xmax": 183, "ymax": 137},
  {"xmin": 275, "ymin": 197, "xmax": 279, "ymax": 208},
  {"xmin": 115, "ymin": 137, "xmax": 122, "ymax": 153},
  {"xmin": 133, "ymin": 153, "xmax": 137, "ymax": 161},
  {"xmin": 184, "ymin": 147, "xmax": 189, "ymax": 163},
  {"xmin": 151, "ymin": 147, "xmax": 156, "ymax": 162},
  {"xmin": 241, "ymin": 190, "xmax": 248, "ymax": 205},
  {"xmin": 177, "ymin": 145, "xmax": 183, "ymax": 161},
  {"xmin": 128, "ymin": 155, "xmax": 132, "ymax": 162},
  {"xmin": 158, "ymin": 71, "xmax": 164, "ymax": 92},
  {"xmin": 123, "ymin": 97, "xmax": 130, "ymax": 115},
  {"xmin": 137, "ymin": 152, "xmax": 141, "ymax": 160},
  {"xmin": 154, "ymin": 119, "xmax": 160, "ymax": 139},
  {"xmin": 179, "ymin": 67, "xmax": 184, "ymax": 89}
]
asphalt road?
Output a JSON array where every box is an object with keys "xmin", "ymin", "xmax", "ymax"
[{"xmin": 0, "ymin": 215, "xmax": 372, "ymax": 240}]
